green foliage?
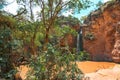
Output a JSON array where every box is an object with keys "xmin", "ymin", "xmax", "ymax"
[
  {"xmin": 80, "ymin": 15, "xmax": 87, "ymax": 23},
  {"xmin": 4, "ymin": 69, "xmax": 17, "ymax": 79},
  {"xmin": 57, "ymin": 16, "xmax": 80, "ymax": 26},
  {"xmin": 0, "ymin": 13, "xmax": 17, "ymax": 79},
  {"xmin": 49, "ymin": 15, "xmax": 79, "ymax": 46},
  {"xmin": 26, "ymin": 44, "xmax": 83, "ymax": 80},
  {"xmin": 0, "ymin": 0, "xmax": 92, "ymax": 80},
  {"xmin": 13, "ymin": 21, "xmax": 43, "ymax": 45},
  {"xmin": 96, "ymin": 1, "xmax": 103, "ymax": 7},
  {"xmin": 48, "ymin": 16, "xmax": 79, "ymax": 46},
  {"xmin": 54, "ymin": 25, "xmax": 77, "ymax": 37},
  {"xmin": 0, "ymin": 16, "xmax": 13, "ymax": 54},
  {"xmin": 76, "ymin": 51, "xmax": 90, "ymax": 61},
  {"xmin": 84, "ymin": 32, "xmax": 95, "ymax": 40},
  {"xmin": 35, "ymin": 33, "xmax": 44, "ymax": 46},
  {"xmin": 0, "ymin": 13, "xmax": 16, "ymax": 28},
  {"xmin": 0, "ymin": 0, "xmax": 7, "ymax": 10}
]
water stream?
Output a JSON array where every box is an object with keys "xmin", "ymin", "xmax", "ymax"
[{"xmin": 77, "ymin": 29, "xmax": 83, "ymax": 53}]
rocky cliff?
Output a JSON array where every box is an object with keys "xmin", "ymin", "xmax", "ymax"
[{"xmin": 83, "ymin": 0, "xmax": 120, "ymax": 61}]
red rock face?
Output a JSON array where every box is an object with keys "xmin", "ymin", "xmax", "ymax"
[{"xmin": 83, "ymin": 1, "xmax": 120, "ymax": 61}]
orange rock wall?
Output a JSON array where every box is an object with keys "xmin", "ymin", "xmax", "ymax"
[{"xmin": 83, "ymin": 1, "xmax": 120, "ymax": 61}]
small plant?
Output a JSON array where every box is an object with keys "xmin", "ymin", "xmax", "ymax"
[{"xmin": 84, "ymin": 32, "xmax": 95, "ymax": 40}]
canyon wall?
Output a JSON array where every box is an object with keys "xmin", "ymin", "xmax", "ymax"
[{"xmin": 83, "ymin": 0, "xmax": 120, "ymax": 61}]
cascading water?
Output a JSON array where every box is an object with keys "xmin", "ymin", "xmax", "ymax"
[
  {"xmin": 77, "ymin": 32, "xmax": 80, "ymax": 52},
  {"xmin": 77, "ymin": 28, "xmax": 83, "ymax": 53}
]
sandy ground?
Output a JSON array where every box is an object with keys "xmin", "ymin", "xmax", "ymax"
[
  {"xmin": 19, "ymin": 61, "xmax": 119, "ymax": 80},
  {"xmin": 83, "ymin": 65, "xmax": 120, "ymax": 80},
  {"xmin": 76, "ymin": 61, "xmax": 120, "ymax": 80},
  {"xmin": 76, "ymin": 61, "xmax": 116, "ymax": 73}
]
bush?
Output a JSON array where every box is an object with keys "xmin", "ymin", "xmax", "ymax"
[
  {"xmin": 84, "ymin": 32, "xmax": 95, "ymax": 40},
  {"xmin": 0, "ymin": 13, "xmax": 17, "ymax": 80},
  {"xmin": 26, "ymin": 44, "xmax": 83, "ymax": 80},
  {"xmin": 76, "ymin": 51, "xmax": 90, "ymax": 61}
]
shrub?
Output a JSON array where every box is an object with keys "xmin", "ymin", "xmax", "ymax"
[
  {"xmin": 84, "ymin": 32, "xmax": 95, "ymax": 40},
  {"xmin": 76, "ymin": 51, "xmax": 90, "ymax": 61},
  {"xmin": 0, "ymin": 13, "xmax": 17, "ymax": 80},
  {"xmin": 26, "ymin": 44, "xmax": 83, "ymax": 80}
]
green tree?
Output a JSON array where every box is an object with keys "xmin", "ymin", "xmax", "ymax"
[
  {"xmin": 0, "ymin": 12, "xmax": 17, "ymax": 79},
  {"xmin": 0, "ymin": 0, "xmax": 6, "ymax": 9},
  {"xmin": 0, "ymin": 0, "xmax": 92, "ymax": 79},
  {"xmin": 0, "ymin": 0, "xmax": 15, "ymax": 10},
  {"xmin": 96, "ymin": 1, "xmax": 103, "ymax": 7},
  {"xmin": 16, "ymin": 0, "xmax": 91, "ymax": 50}
]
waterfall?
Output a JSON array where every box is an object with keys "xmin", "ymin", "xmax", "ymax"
[
  {"xmin": 77, "ymin": 29, "xmax": 83, "ymax": 53},
  {"xmin": 77, "ymin": 33, "xmax": 80, "ymax": 52},
  {"xmin": 79, "ymin": 30, "xmax": 83, "ymax": 51}
]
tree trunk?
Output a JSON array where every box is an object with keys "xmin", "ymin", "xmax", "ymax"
[
  {"xmin": 30, "ymin": 26, "xmax": 38, "ymax": 56},
  {"xmin": 43, "ymin": 27, "xmax": 50, "ymax": 50},
  {"xmin": 30, "ymin": 38, "xmax": 37, "ymax": 55}
]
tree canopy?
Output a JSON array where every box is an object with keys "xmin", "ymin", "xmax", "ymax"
[{"xmin": 0, "ymin": 0, "xmax": 92, "ymax": 79}]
